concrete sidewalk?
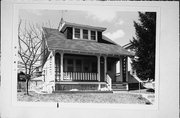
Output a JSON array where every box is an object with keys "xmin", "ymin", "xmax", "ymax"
[{"xmin": 113, "ymin": 89, "xmax": 155, "ymax": 104}]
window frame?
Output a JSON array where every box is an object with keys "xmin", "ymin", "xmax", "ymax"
[
  {"xmin": 73, "ymin": 27, "xmax": 97, "ymax": 41},
  {"xmin": 74, "ymin": 28, "xmax": 80, "ymax": 39},
  {"xmin": 90, "ymin": 30, "xmax": 96, "ymax": 40},
  {"xmin": 83, "ymin": 29, "xmax": 89, "ymax": 39}
]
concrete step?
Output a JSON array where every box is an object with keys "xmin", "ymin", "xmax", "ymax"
[
  {"xmin": 112, "ymin": 89, "xmax": 126, "ymax": 91},
  {"xmin": 112, "ymin": 84, "xmax": 127, "ymax": 91},
  {"xmin": 112, "ymin": 85, "xmax": 126, "ymax": 88}
]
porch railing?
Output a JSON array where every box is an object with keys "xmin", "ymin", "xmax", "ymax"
[{"xmin": 56, "ymin": 72, "xmax": 98, "ymax": 81}]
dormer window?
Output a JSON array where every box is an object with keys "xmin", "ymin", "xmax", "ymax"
[
  {"xmin": 60, "ymin": 21, "xmax": 106, "ymax": 41},
  {"xmin": 74, "ymin": 28, "xmax": 80, "ymax": 38},
  {"xmin": 72, "ymin": 27, "xmax": 97, "ymax": 41},
  {"xmin": 83, "ymin": 29, "xmax": 88, "ymax": 39},
  {"xmin": 91, "ymin": 31, "xmax": 96, "ymax": 40}
]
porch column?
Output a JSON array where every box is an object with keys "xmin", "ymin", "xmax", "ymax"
[
  {"xmin": 52, "ymin": 50, "xmax": 56, "ymax": 92},
  {"xmin": 60, "ymin": 53, "xmax": 64, "ymax": 81},
  {"xmin": 97, "ymin": 55, "xmax": 100, "ymax": 82},
  {"xmin": 125, "ymin": 56, "xmax": 128, "ymax": 82},
  {"xmin": 119, "ymin": 57, "xmax": 123, "ymax": 82},
  {"xmin": 104, "ymin": 56, "xmax": 107, "ymax": 81}
]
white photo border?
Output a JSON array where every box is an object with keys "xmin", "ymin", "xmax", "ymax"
[{"xmin": 11, "ymin": 2, "xmax": 161, "ymax": 110}]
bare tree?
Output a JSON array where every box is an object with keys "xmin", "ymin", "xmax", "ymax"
[{"xmin": 18, "ymin": 20, "xmax": 47, "ymax": 95}]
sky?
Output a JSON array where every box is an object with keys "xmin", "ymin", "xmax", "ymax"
[{"xmin": 19, "ymin": 9, "xmax": 139, "ymax": 46}]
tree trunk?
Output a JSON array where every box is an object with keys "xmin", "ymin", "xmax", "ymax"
[{"xmin": 26, "ymin": 79, "xmax": 29, "ymax": 95}]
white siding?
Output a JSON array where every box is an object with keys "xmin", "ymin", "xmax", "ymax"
[{"xmin": 43, "ymin": 51, "xmax": 55, "ymax": 82}]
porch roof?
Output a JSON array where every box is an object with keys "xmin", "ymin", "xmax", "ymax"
[{"xmin": 43, "ymin": 28, "xmax": 134, "ymax": 57}]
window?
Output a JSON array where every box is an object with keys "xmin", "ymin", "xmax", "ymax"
[
  {"xmin": 83, "ymin": 61, "xmax": 90, "ymax": 72},
  {"xmin": 91, "ymin": 31, "xmax": 96, "ymax": 40},
  {"xmin": 67, "ymin": 59, "xmax": 74, "ymax": 72},
  {"xmin": 74, "ymin": 28, "xmax": 80, "ymax": 38},
  {"xmin": 92, "ymin": 62, "xmax": 97, "ymax": 73},
  {"xmin": 83, "ymin": 29, "xmax": 88, "ymax": 39},
  {"xmin": 75, "ymin": 59, "xmax": 82, "ymax": 72}
]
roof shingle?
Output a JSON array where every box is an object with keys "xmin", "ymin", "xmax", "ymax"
[{"xmin": 43, "ymin": 28, "xmax": 134, "ymax": 57}]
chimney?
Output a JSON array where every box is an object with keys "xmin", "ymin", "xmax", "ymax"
[{"xmin": 58, "ymin": 18, "xmax": 65, "ymax": 32}]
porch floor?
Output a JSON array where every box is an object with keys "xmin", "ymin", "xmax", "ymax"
[
  {"xmin": 53, "ymin": 90, "xmax": 113, "ymax": 93},
  {"xmin": 55, "ymin": 81, "xmax": 107, "ymax": 85}
]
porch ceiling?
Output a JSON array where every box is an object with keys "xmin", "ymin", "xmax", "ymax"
[{"xmin": 43, "ymin": 27, "xmax": 134, "ymax": 57}]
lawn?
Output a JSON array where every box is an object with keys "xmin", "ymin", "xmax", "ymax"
[{"xmin": 17, "ymin": 91, "xmax": 151, "ymax": 104}]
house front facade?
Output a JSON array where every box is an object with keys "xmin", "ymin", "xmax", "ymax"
[{"xmin": 41, "ymin": 19, "xmax": 134, "ymax": 92}]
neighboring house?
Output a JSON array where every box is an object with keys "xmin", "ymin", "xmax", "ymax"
[
  {"xmin": 32, "ymin": 66, "xmax": 43, "ymax": 78},
  {"xmin": 122, "ymin": 43, "xmax": 136, "ymax": 75},
  {"xmin": 122, "ymin": 43, "xmax": 145, "ymax": 90},
  {"xmin": 41, "ymin": 19, "xmax": 134, "ymax": 92},
  {"xmin": 17, "ymin": 71, "xmax": 26, "ymax": 92}
]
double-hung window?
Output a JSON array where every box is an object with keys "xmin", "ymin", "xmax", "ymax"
[
  {"xmin": 91, "ymin": 31, "xmax": 96, "ymax": 40},
  {"xmin": 83, "ymin": 29, "xmax": 88, "ymax": 39},
  {"xmin": 75, "ymin": 59, "xmax": 82, "ymax": 72},
  {"xmin": 74, "ymin": 28, "xmax": 80, "ymax": 39},
  {"xmin": 67, "ymin": 59, "xmax": 74, "ymax": 72}
]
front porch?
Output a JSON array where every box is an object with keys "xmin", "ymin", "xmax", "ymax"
[{"xmin": 53, "ymin": 52, "xmax": 129, "ymax": 91}]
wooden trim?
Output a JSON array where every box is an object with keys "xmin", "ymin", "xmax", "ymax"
[
  {"xmin": 104, "ymin": 56, "xmax": 107, "ymax": 82},
  {"xmin": 80, "ymin": 29, "xmax": 83, "ymax": 39},
  {"xmin": 52, "ymin": 48, "xmax": 129, "ymax": 57},
  {"xmin": 96, "ymin": 31, "xmax": 98, "ymax": 42},
  {"xmin": 97, "ymin": 55, "xmax": 100, "ymax": 82},
  {"xmin": 125, "ymin": 56, "xmax": 128, "ymax": 82},
  {"xmin": 120, "ymin": 57, "xmax": 123, "ymax": 82},
  {"xmin": 88, "ymin": 30, "xmax": 91, "ymax": 40},
  {"xmin": 60, "ymin": 53, "xmax": 64, "ymax": 81}
]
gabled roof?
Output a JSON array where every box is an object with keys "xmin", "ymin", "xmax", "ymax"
[
  {"xmin": 60, "ymin": 21, "xmax": 107, "ymax": 32},
  {"xmin": 122, "ymin": 43, "xmax": 133, "ymax": 49},
  {"xmin": 102, "ymin": 35, "xmax": 119, "ymax": 45},
  {"xmin": 43, "ymin": 27, "xmax": 134, "ymax": 57}
]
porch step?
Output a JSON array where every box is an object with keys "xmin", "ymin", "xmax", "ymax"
[{"xmin": 112, "ymin": 84, "xmax": 127, "ymax": 91}]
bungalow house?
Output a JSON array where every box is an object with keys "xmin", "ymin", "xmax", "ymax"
[{"xmin": 41, "ymin": 19, "xmax": 134, "ymax": 93}]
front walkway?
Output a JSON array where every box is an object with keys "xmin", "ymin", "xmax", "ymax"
[{"xmin": 113, "ymin": 89, "xmax": 155, "ymax": 104}]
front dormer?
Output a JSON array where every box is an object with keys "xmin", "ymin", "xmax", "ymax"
[
  {"xmin": 73, "ymin": 28, "xmax": 97, "ymax": 41},
  {"xmin": 59, "ymin": 20, "xmax": 106, "ymax": 42}
]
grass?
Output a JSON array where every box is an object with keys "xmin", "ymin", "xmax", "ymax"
[{"xmin": 17, "ymin": 91, "xmax": 151, "ymax": 104}]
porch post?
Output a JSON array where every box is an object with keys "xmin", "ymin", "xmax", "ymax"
[
  {"xmin": 97, "ymin": 55, "xmax": 100, "ymax": 82},
  {"xmin": 104, "ymin": 56, "xmax": 107, "ymax": 82},
  {"xmin": 120, "ymin": 57, "xmax": 123, "ymax": 82},
  {"xmin": 52, "ymin": 50, "xmax": 56, "ymax": 92},
  {"xmin": 125, "ymin": 56, "xmax": 129, "ymax": 90},
  {"xmin": 97, "ymin": 55, "xmax": 101, "ymax": 90},
  {"xmin": 125, "ymin": 56, "xmax": 128, "ymax": 82},
  {"xmin": 60, "ymin": 53, "xmax": 64, "ymax": 81}
]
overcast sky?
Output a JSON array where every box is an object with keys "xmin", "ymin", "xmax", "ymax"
[{"xmin": 19, "ymin": 9, "xmax": 139, "ymax": 46}]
